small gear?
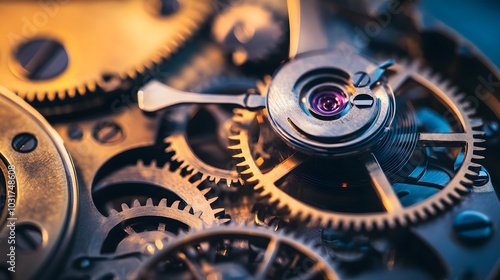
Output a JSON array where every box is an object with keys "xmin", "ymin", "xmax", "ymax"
[
  {"xmin": 92, "ymin": 199, "xmax": 207, "ymax": 257},
  {"xmin": 72, "ymin": 199, "xmax": 213, "ymax": 280},
  {"xmin": 166, "ymin": 105, "xmax": 242, "ymax": 187},
  {"xmin": 164, "ymin": 77, "xmax": 258, "ymax": 188},
  {"xmin": 136, "ymin": 223, "xmax": 339, "ymax": 279},
  {"xmin": 93, "ymin": 160, "xmax": 227, "ymax": 223},
  {"xmin": 0, "ymin": 0, "xmax": 212, "ymax": 103},
  {"xmin": 229, "ymin": 60, "xmax": 485, "ymax": 231},
  {"xmin": 212, "ymin": 3, "xmax": 285, "ymax": 65}
]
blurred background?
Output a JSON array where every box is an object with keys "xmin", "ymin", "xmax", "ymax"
[{"xmin": 422, "ymin": 0, "xmax": 500, "ymax": 67}]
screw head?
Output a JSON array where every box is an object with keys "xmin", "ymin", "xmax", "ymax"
[
  {"xmin": 67, "ymin": 125, "xmax": 83, "ymax": 140},
  {"xmin": 352, "ymin": 71, "xmax": 371, "ymax": 87},
  {"xmin": 159, "ymin": 0, "xmax": 180, "ymax": 15},
  {"xmin": 453, "ymin": 210, "xmax": 493, "ymax": 244},
  {"xmin": 12, "ymin": 133, "xmax": 37, "ymax": 153},
  {"xmin": 15, "ymin": 38, "xmax": 68, "ymax": 80},
  {"xmin": 352, "ymin": 94, "xmax": 374, "ymax": 108},
  {"xmin": 92, "ymin": 120, "xmax": 124, "ymax": 144},
  {"xmin": 147, "ymin": 0, "xmax": 180, "ymax": 16},
  {"xmin": 17, "ymin": 224, "xmax": 43, "ymax": 251}
]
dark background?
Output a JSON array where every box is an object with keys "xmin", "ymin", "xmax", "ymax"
[{"xmin": 422, "ymin": 0, "xmax": 500, "ymax": 68}]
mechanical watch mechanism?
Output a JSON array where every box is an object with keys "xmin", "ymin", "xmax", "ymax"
[
  {"xmin": 136, "ymin": 223, "xmax": 339, "ymax": 280},
  {"xmin": 1, "ymin": 0, "xmax": 500, "ymax": 279}
]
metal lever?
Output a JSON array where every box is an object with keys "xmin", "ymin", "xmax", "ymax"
[
  {"xmin": 288, "ymin": 0, "xmax": 328, "ymax": 58},
  {"xmin": 137, "ymin": 81, "xmax": 266, "ymax": 112}
]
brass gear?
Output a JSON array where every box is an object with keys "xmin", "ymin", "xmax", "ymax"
[
  {"xmin": 0, "ymin": 0, "xmax": 212, "ymax": 102},
  {"xmin": 229, "ymin": 61, "xmax": 485, "ymax": 231}
]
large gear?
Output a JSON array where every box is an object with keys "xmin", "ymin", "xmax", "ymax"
[
  {"xmin": 0, "ymin": 0, "xmax": 212, "ymax": 103},
  {"xmin": 228, "ymin": 60, "xmax": 485, "ymax": 231},
  {"xmin": 136, "ymin": 223, "xmax": 339, "ymax": 279},
  {"xmin": 0, "ymin": 86, "xmax": 77, "ymax": 279}
]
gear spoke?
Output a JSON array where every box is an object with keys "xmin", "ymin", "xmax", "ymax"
[
  {"xmin": 287, "ymin": 0, "xmax": 328, "ymax": 58},
  {"xmin": 289, "ymin": 262, "xmax": 324, "ymax": 280},
  {"xmin": 262, "ymin": 153, "xmax": 307, "ymax": 183},
  {"xmin": 363, "ymin": 153, "xmax": 403, "ymax": 213},
  {"xmin": 255, "ymin": 237, "xmax": 281, "ymax": 278},
  {"xmin": 418, "ymin": 132, "xmax": 469, "ymax": 147},
  {"xmin": 138, "ymin": 81, "xmax": 265, "ymax": 112}
]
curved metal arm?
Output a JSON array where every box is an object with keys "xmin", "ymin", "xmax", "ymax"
[{"xmin": 137, "ymin": 81, "xmax": 265, "ymax": 112}]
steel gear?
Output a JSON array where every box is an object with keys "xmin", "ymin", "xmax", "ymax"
[
  {"xmin": 71, "ymin": 199, "xmax": 211, "ymax": 280},
  {"xmin": 229, "ymin": 60, "xmax": 485, "ymax": 231},
  {"xmin": 0, "ymin": 86, "xmax": 77, "ymax": 279},
  {"xmin": 164, "ymin": 77, "xmax": 259, "ymax": 188},
  {"xmin": 93, "ymin": 160, "xmax": 228, "ymax": 223},
  {"xmin": 0, "ymin": 0, "xmax": 212, "ymax": 103},
  {"xmin": 212, "ymin": 3, "xmax": 284, "ymax": 65},
  {"xmin": 136, "ymin": 223, "xmax": 339, "ymax": 280},
  {"xmin": 166, "ymin": 107, "xmax": 242, "ymax": 187}
]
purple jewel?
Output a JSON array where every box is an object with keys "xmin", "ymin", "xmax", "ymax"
[{"xmin": 309, "ymin": 89, "xmax": 348, "ymax": 118}]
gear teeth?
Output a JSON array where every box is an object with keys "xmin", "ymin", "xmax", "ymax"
[
  {"xmin": 121, "ymin": 203, "xmax": 130, "ymax": 211},
  {"xmin": 184, "ymin": 205, "xmax": 193, "ymax": 213},
  {"xmin": 253, "ymin": 183, "xmax": 264, "ymax": 191},
  {"xmin": 225, "ymin": 60, "xmax": 485, "ymax": 232},
  {"xmin": 132, "ymin": 199, "xmax": 141, "ymax": 208},
  {"xmin": 469, "ymin": 162, "xmax": 482, "ymax": 169},
  {"xmin": 228, "ymin": 144, "xmax": 242, "ymax": 150},
  {"xmin": 108, "ymin": 208, "xmax": 119, "ymax": 216},
  {"xmin": 218, "ymin": 218, "xmax": 231, "ymax": 224},
  {"xmin": 473, "ymin": 146, "xmax": 486, "ymax": 151},
  {"xmin": 240, "ymin": 168, "xmax": 254, "ymax": 175},
  {"xmin": 159, "ymin": 198, "xmax": 168, "ymax": 207},
  {"xmin": 8, "ymin": 0, "xmax": 213, "ymax": 108},
  {"xmin": 246, "ymin": 175, "xmax": 259, "ymax": 183},
  {"xmin": 236, "ymin": 162, "xmax": 248, "ymax": 167},
  {"xmin": 207, "ymin": 197, "xmax": 218, "ymax": 204},
  {"xmin": 213, "ymin": 208, "xmax": 225, "ymax": 215},
  {"xmin": 200, "ymin": 187, "xmax": 212, "ymax": 196},
  {"xmin": 228, "ymin": 134, "xmax": 243, "ymax": 141},
  {"xmin": 146, "ymin": 198, "xmax": 154, "ymax": 206},
  {"xmin": 232, "ymin": 152, "xmax": 245, "ymax": 158},
  {"xmin": 165, "ymin": 146, "xmax": 175, "ymax": 154},
  {"xmin": 171, "ymin": 201, "xmax": 181, "ymax": 209}
]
